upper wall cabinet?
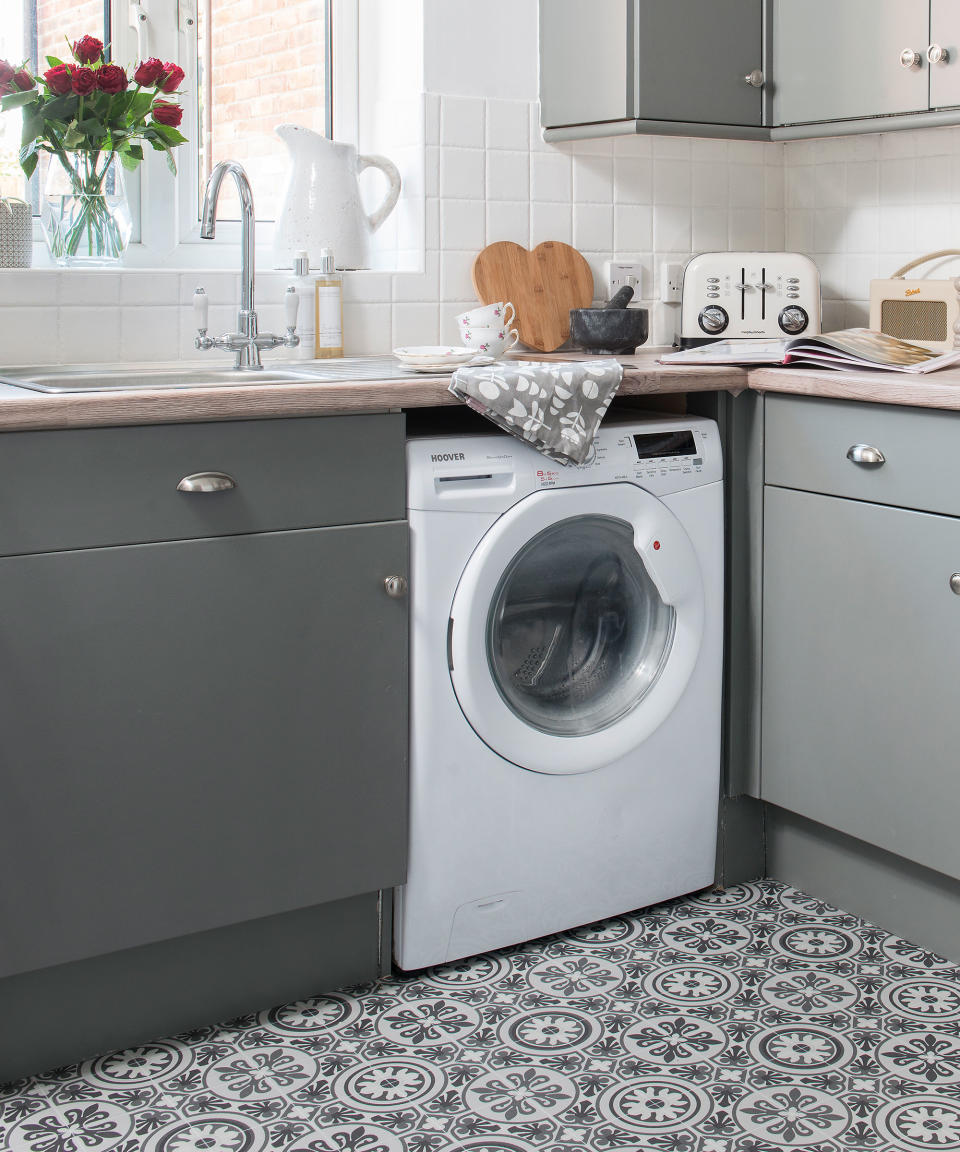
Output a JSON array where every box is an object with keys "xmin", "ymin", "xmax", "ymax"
[
  {"xmin": 542, "ymin": 0, "xmax": 960, "ymax": 141},
  {"xmin": 539, "ymin": 0, "xmax": 768, "ymax": 141},
  {"xmin": 773, "ymin": 0, "xmax": 929, "ymax": 125}
]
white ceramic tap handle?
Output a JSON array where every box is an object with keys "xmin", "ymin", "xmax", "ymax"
[
  {"xmin": 285, "ymin": 285, "xmax": 299, "ymax": 330},
  {"xmin": 193, "ymin": 287, "xmax": 208, "ymax": 331}
]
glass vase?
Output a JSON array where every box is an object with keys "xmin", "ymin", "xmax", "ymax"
[{"xmin": 42, "ymin": 152, "xmax": 132, "ymax": 266}]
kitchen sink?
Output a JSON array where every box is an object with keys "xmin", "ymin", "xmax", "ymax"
[
  {"xmin": 0, "ymin": 364, "xmax": 329, "ymax": 394},
  {"xmin": 0, "ymin": 357, "xmax": 440, "ymax": 393}
]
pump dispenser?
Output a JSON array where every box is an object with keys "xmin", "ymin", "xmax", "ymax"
[{"xmin": 315, "ymin": 247, "xmax": 344, "ymax": 358}]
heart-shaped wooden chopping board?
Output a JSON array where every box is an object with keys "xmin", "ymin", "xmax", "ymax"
[{"xmin": 472, "ymin": 241, "xmax": 594, "ymax": 352}]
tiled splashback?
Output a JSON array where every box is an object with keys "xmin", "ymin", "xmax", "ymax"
[
  {"xmin": 784, "ymin": 126, "xmax": 960, "ymax": 332},
  {"xmin": 1, "ymin": 96, "xmax": 956, "ymax": 366},
  {"xmin": 0, "ymin": 96, "xmax": 784, "ymax": 366}
]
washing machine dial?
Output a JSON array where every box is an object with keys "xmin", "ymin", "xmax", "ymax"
[
  {"xmin": 778, "ymin": 305, "xmax": 809, "ymax": 334},
  {"xmin": 698, "ymin": 305, "xmax": 728, "ymax": 335}
]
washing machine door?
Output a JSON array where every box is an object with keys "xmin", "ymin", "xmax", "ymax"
[{"xmin": 449, "ymin": 483, "xmax": 704, "ymax": 775}]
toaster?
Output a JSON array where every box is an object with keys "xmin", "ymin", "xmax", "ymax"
[{"xmin": 679, "ymin": 252, "xmax": 821, "ymax": 347}]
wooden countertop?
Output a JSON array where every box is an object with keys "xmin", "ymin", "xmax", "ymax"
[
  {"xmin": 0, "ymin": 352, "xmax": 747, "ymax": 432},
  {"xmin": 2, "ymin": 349, "xmax": 960, "ymax": 432}
]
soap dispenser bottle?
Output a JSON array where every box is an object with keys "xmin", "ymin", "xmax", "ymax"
[
  {"xmin": 314, "ymin": 247, "xmax": 344, "ymax": 359},
  {"xmin": 290, "ymin": 251, "xmax": 315, "ymax": 360}
]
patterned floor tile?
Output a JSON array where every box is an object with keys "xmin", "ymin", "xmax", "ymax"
[{"xmin": 5, "ymin": 880, "xmax": 960, "ymax": 1151}]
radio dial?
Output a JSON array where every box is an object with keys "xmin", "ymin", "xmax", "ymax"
[
  {"xmin": 698, "ymin": 304, "xmax": 729, "ymax": 335},
  {"xmin": 778, "ymin": 305, "xmax": 809, "ymax": 335}
]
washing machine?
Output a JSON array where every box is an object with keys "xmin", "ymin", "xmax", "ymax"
[{"xmin": 394, "ymin": 415, "xmax": 723, "ymax": 970}]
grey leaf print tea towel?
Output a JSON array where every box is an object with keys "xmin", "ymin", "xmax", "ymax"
[{"xmin": 449, "ymin": 358, "xmax": 623, "ymax": 466}]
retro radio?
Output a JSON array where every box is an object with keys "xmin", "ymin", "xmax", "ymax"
[{"xmin": 869, "ymin": 251, "xmax": 960, "ymax": 353}]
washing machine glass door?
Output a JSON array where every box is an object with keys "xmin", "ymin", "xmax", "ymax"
[
  {"xmin": 449, "ymin": 483, "xmax": 705, "ymax": 775},
  {"xmin": 489, "ymin": 515, "xmax": 674, "ymax": 736}
]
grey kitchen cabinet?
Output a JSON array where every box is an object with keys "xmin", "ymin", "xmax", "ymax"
[
  {"xmin": 773, "ymin": 0, "xmax": 929, "ymax": 125},
  {"xmin": 929, "ymin": 0, "xmax": 960, "ymax": 109},
  {"xmin": 539, "ymin": 0, "xmax": 767, "ymax": 138},
  {"xmin": 760, "ymin": 395, "xmax": 960, "ymax": 881},
  {"xmin": 0, "ymin": 414, "xmax": 409, "ymax": 980}
]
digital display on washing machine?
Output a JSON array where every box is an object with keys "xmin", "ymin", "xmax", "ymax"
[{"xmin": 633, "ymin": 430, "xmax": 697, "ymax": 459}]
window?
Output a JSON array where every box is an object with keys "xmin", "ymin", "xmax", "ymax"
[{"xmin": 1, "ymin": 0, "xmax": 422, "ymax": 269}]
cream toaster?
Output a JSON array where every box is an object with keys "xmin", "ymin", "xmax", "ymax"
[{"xmin": 679, "ymin": 252, "xmax": 821, "ymax": 347}]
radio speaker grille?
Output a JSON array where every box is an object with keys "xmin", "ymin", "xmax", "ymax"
[{"xmin": 880, "ymin": 298, "xmax": 948, "ymax": 342}]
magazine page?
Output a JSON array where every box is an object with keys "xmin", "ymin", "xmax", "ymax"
[
  {"xmin": 785, "ymin": 348, "xmax": 960, "ymax": 374},
  {"xmin": 788, "ymin": 328, "xmax": 942, "ymax": 368},
  {"xmin": 660, "ymin": 339, "xmax": 789, "ymax": 365}
]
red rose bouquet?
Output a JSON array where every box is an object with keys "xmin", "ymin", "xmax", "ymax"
[{"xmin": 0, "ymin": 36, "xmax": 187, "ymax": 260}]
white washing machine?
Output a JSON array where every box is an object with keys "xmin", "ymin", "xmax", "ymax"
[{"xmin": 394, "ymin": 415, "xmax": 723, "ymax": 970}]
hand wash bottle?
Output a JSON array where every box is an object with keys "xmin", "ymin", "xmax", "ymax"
[{"xmin": 315, "ymin": 247, "xmax": 344, "ymax": 358}]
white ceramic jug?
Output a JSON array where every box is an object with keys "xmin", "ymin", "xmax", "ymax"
[{"xmin": 273, "ymin": 124, "xmax": 402, "ymax": 270}]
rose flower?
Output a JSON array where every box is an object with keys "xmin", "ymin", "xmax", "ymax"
[
  {"xmin": 72, "ymin": 35, "xmax": 103, "ymax": 65},
  {"xmin": 13, "ymin": 69, "xmax": 34, "ymax": 90},
  {"xmin": 160, "ymin": 62, "xmax": 185, "ymax": 93},
  {"xmin": 72, "ymin": 66, "xmax": 97, "ymax": 95},
  {"xmin": 44, "ymin": 64, "xmax": 73, "ymax": 95},
  {"xmin": 152, "ymin": 100, "xmax": 183, "ymax": 128},
  {"xmin": 96, "ymin": 63, "xmax": 127, "ymax": 94},
  {"xmin": 134, "ymin": 57, "xmax": 165, "ymax": 87}
]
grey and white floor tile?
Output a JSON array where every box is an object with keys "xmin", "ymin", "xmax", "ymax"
[{"xmin": 6, "ymin": 880, "xmax": 960, "ymax": 1150}]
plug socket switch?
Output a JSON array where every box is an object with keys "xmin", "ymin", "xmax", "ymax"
[
  {"xmin": 661, "ymin": 261, "xmax": 684, "ymax": 304},
  {"xmin": 605, "ymin": 261, "xmax": 644, "ymax": 303}
]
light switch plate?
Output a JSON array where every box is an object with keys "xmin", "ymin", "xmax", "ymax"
[{"xmin": 605, "ymin": 261, "xmax": 644, "ymax": 303}]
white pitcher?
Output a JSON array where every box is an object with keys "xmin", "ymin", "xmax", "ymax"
[{"xmin": 273, "ymin": 124, "xmax": 402, "ymax": 270}]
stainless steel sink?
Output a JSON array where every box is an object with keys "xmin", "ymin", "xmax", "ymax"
[
  {"xmin": 0, "ymin": 364, "xmax": 328, "ymax": 394},
  {"xmin": 0, "ymin": 357, "xmax": 436, "ymax": 393}
]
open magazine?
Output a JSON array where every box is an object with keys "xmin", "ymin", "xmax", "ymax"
[{"xmin": 660, "ymin": 328, "xmax": 960, "ymax": 374}]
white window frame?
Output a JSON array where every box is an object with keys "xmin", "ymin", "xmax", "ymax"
[{"xmin": 107, "ymin": 0, "xmax": 358, "ymax": 268}]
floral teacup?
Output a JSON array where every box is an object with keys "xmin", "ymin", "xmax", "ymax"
[
  {"xmin": 457, "ymin": 301, "xmax": 516, "ymax": 330},
  {"xmin": 459, "ymin": 324, "xmax": 520, "ymax": 358}
]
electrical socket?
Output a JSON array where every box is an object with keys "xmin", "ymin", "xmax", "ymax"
[
  {"xmin": 605, "ymin": 261, "xmax": 644, "ymax": 303},
  {"xmin": 660, "ymin": 261, "xmax": 684, "ymax": 304}
]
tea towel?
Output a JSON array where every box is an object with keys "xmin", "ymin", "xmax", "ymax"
[{"xmin": 449, "ymin": 358, "xmax": 623, "ymax": 466}]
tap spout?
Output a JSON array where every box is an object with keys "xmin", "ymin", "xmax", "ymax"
[{"xmin": 201, "ymin": 160, "xmax": 256, "ymax": 316}]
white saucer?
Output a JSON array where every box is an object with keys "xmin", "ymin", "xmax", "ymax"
[{"xmin": 393, "ymin": 345, "xmax": 476, "ymax": 371}]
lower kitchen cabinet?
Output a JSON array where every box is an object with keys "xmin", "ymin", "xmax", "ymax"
[
  {"xmin": 760, "ymin": 397, "xmax": 960, "ymax": 880},
  {"xmin": 0, "ymin": 414, "xmax": 409, "ymax": 1069}
]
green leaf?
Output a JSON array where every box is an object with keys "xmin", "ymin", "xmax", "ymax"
[
  {"xmin": 62, "ymin": 120, "xmax": 85, "ymax": 148},
  {"xmin": 45, "ymin": 55, "xmax": 64, "ymax": 68},
  {"xmin": 125, "ymin": 143, "xmax": 143, "ymax": 160},
  {"xmin": 165, "ymin": 147, "xmax": 177, "ymax": 176},
  {"xmin": 20, "ymin": 107, "xmax": 43, "ymax": 145},
  {"xmin": 20, "ymin": 151, "xmax": 38, "ymax": 180},
  {"xmin": 119, "ymin": 148, "xmax": 141, "ymax": 171},
  {"xmin": 150, "ymin": 123, "xmax": 187, "ymax": 146},
  {"xmin": 0, "ymin": 88, "xmax": 40, "ymax": 111},
  {"xmin": 128, "ymin": 92, "xmax": 155, "ymax": 120}
]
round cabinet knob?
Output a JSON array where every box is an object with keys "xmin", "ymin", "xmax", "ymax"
[
  {"xmin": 698, "ymin": 305, "xmax": 729, "ymax": 335},
  {"xmin": 384, "ymin": 575, "xmax": 408, "ymax": 598},
  {"xmin": 778, "ymin": 305, "xmax": 809, "ymax": 334},
  {"xmin": 928, "ymin": 43, "xmax": 950, "ymax": 64},
  {"xmin": 900, "ymin": 48, "xmax": 922, "ymax": 69},
  {"xmin": 744, "ymin": 68, "xmax": 764, "ymax": 88},
  {"xmin": 950, "ymin": 573, "xmax": 960, "ymax": 595}
]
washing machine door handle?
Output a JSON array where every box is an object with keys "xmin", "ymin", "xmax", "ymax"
[{"xmin": 630, "ymin": 504, "xmax": 702, "ymax": 609}]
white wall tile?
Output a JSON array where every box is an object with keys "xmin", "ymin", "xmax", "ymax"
[
  {"xmin": 1, "ymin": 307, "xmax": 59, "ymax": 365},
  {"xmin": 120, "ymin": 306, "xmax": 180, "ymax": 361},
  {"xmin": 120, "ymin": 271, "xmax": 180, "ymax": 306},
  {"xmin": 614, "ymin": 204, "xmax": 653, "ymax": 253},
  {"xmin": 573, "ymin": 155, "xmax": 614, "ymax": 203},
  {"xmin": 728, "ymin": 164, "xmax": 765, "ymax": 209},
  {"xmin": 59, "ymin": 271, "xmax": 121, "ymax": 306},
  {"xmin": 530, "ymin": 152, "xmax": 571, "ymax": 202},
  {"xmin": 486, "ymin": 201, "xmax": 530, "ymax": 246},
  {"xmin": 60, "ymin": 306, "xmax": 120, "ymax": 363},
  {"xmin": 530, "ymin": 202, "xmax": 572, "ymax": 246},
  {"xmin": 614, "ymin": 158, "xmax": 652, "ymax": 204},
  {"xmin": 692, "ymin": 164, "xmax": 727, "ymax": 208},
  {"xmin": 728, "ymin": 207, "xmax": 764, "ymax": 250},
  {"xmin": 441, "ymin": 96, "xmax": 485, "ymax": 148},
  {"xmin": 343, "ymin": 302, "xmax": 392, "ymax": 354},
  {"xmin": 654, "ymin": 161, "xmax": 692, "ymax": 207},
  {"xmin": 573, "ymin": 204, "xmax": 613, "ymax": 252},
  {"xmin": 487, "ymin": 151, "xmax": 530, "ymax": 202},
  {"xmin": 441, "ymin": 198, "xmax": 485, "ymax": 250},
  {"xmin": 440, "ymin": 148, "xmax": 485, "ymax": 199},
  {"xmin": 392, "ymin": 251, "xmax": 441, "ymax": 302},
  {"xmin": 440, "ymin": 250, "xmax": 476, "ymax": 301},
  {"xmin": 692, "ymin": 207, "xmax": 728, "ymax": 252},
  {"xmin": 0, "ymin": 269, "xmax": 60, "ymax": 306},
  {"xmin": 392, "ymin": 302, "xmax": 440, "ymax": 347},
  {"xmin": 486, "ymin": 99, "xmax": 529, "ymax": 151},
  {"xmin": 653, "ymin": 204, "xmax": 691, "ymax": 252}
]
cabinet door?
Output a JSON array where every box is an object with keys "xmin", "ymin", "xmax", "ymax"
[
  {"xmin": 539, "ymin": 0, "xmax": 633, "ymax": 128},
  {"xmin": 930, "ymin": 0, "xmax": 960, "ymax": 108},
  {"xmin": 773, "ymin": 0, "xmax": 929, "ymax": 124},
  {"xmin": 761, "ymin": 486, "xmax": 960, "ymax": 880},
  {"xmin": 635, "ymin": 0, "xmax": 764, "ymax": 127},
  {"xmin": 0, "ymin": 523, "xmax": 408, "ymax": 978}
]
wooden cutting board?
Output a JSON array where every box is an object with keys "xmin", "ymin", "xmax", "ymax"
[{"xmin": 471, "ymin": 241, "xmax": 594, "ymax": 352}]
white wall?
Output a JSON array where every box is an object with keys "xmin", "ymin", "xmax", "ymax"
[{"xmin": 423, "ymin": 0, "xmax": 538, "ymax": 100}]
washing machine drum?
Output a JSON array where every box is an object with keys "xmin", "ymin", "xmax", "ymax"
[{"xmin": 449, "ymin": 484, "xmax": 705, "ymax": 775}]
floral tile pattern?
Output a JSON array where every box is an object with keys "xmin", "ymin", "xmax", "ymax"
[{"xmin": 6, "ymin": 880, "xmax": 960, "ymax": 1150}]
